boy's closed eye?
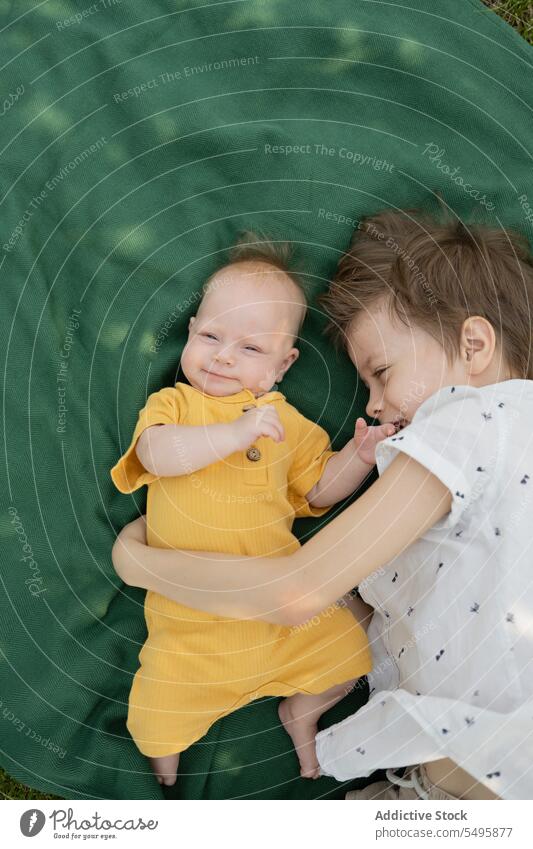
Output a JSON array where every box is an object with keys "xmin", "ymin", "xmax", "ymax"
[{"xmin": 359, "ymin": 367, "xmax": 388, "ymax": 389}]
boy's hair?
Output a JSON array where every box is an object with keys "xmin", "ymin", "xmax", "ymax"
[
  {"xmin": 318, "ymin": 209, "xmax": 533, "ymax": 379},
  {"xmin": 203, "ymin": 231, "xmax": 308, "ymax": 337}
]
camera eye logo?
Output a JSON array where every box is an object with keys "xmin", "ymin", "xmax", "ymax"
[{"xmin": 20, "ymin": 809, "xmax": 46, "ymax": 837}]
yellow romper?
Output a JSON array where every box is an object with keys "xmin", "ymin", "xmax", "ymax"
[{"xmin": 111, "ymin": 382, "xmax": 371, "ymax": 756}]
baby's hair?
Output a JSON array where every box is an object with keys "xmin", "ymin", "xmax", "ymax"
[
  {"xmin": 318, "ymin": 208, "xmax": 533, "ymax": 379},
  {"xmin": 203, "ymin": 230, "xmax": 308, "ymax": 337}
]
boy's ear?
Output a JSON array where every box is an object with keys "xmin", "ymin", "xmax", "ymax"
[
  {"xmin": 460, "ymin": 316, "xmax": 496, "ymax": 375},
  {"xmin": 188, "ymin": 316, "xmax": 196, "ymax": 332},
  {"xmin": 275, "ymin": 347, "xmax": 299, "ymax": 382}
]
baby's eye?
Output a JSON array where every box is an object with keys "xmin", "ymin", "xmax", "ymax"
[
  {"xmin": 202, "ymin": 333, "xmax": 218, "ymax": 341},
  {"xmin": 374, "ymin": 367, "xmax": 388, "ymax": 379},
  {"xmin": 244, "ymin": 345, "xmax": 261, "ymax": 352}
]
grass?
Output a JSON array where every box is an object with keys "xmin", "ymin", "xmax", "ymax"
[
  {"xmin": 482, "ymin": 1, "xmax": 533, "ymax": 42},
  {"xmin": 0, "ymin": 767, "xmax": 60, "ymax": 801},
  {"xmin": 2, "ymin": 0, "xmax": 532, "ymax": 804}
]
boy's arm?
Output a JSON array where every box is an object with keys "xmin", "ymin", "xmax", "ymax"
[
  {"xmin": 136, "ymin": 403, "xmax": 285, "ymax": 477},
  {"xmin": 305, "ymin": 419, "xmax": 396, "ymax": 508},
  {"xmin": 112, "ymin": 451, "xmax": 452, "ymax": 625}
]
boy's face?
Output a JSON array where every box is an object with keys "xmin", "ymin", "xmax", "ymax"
[
  {"xmin": 181, "ymin": 262, "xmax": 303, "ymax": 397},
  {"xmin": 346, "ymin": 301, "xmax": 469, "ymax": 429}
]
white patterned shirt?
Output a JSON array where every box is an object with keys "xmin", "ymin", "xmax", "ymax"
[{"xmin": 316, "ymin": 380, "xmax": 533, "ymax": 799}]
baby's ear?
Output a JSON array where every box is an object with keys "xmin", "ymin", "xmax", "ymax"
[
  {"xmin": 276, "ymin": 347, "xmax": 299, "ymax": 381},
  {"xmin": 188, "ymin": 316, "xmax": 196, "ymax": 332}
]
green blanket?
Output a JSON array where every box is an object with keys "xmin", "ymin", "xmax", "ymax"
[{"xmin": 2, "ymin": 0, "xmax": 532, "ymax": 800}]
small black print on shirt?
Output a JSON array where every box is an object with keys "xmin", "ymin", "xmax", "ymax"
[
  {"xmin": 455, "ymin": 491, "xmax": 465, "ymax": 499},
  {"xmin": 495, "ymin": 527, "xmax": 501, "ymax": 536},
  {"xmin": 436, "ymin": 649, "xmax": 445, "ymax": 661},
  {"xmin": 356, "ymin": 747, "xmax": 365, "ymax": 755},
  {"xmin": 482, "ymin": 412, "xmax": 492, "ymax": 421},
  {"xmin": 476, "ymin": 466, "xmax": 485, "ymax": 472},
  {"xmin": 436, "ymin": 562, "xmax": 444, "ymax": 573},
  {"xmin": 521, "ymin": 474, "xmax": 530, "ymax": 485},
  {"xmin": 451, "ymin": 387, "xmax": 456, "ymax": 393},
  {"xmin": 470, "ymin": 603, "xmax": 480, "ymax": 613},
  {"xmin": 486, "ymin": 771, "xmax": 501, "ymax": 779},
  {"xmin": 498, "ymin": 402, "xmax": 505, "ymax": 408},
  {"xmin": 506, "ymin": 613, "xmax": 515, "ymax": 624},
  {"xmin": 465, "ymin": 716, "xmax": 475, "ymax": 726},
  {"xmin": 441, "ymin": 728, "xmax": 449, "ymax": 734},
  {"xmin": 392, "ymin": 572, "xmax": 398, "ymax": 583}
]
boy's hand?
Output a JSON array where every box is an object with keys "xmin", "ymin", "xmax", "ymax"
[
  {"xmin": 232, "ymin": 404, "xmax": 285, "ymax": 451},
  {"xmin": 353, "ymin": 417, "xmax": 396, "ymax": 467}
]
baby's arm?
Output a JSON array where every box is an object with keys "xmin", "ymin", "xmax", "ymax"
[
  {"xmin": 305, "ymin": 418, "xmax": 395, "ymax": 508},
  {"xmin": 136, "ymin": 403, "xmax": 285, "ymax": 477}
]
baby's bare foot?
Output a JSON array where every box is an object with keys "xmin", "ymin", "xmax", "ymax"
[
  {"xmin": 278, "ymin": 699, "xmax": 320, "ymax": 779},
  {"xmin": 149, "ymin": 752, "xmax": 180, "ymax": 786}
]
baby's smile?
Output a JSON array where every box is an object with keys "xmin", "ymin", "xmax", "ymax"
[{"xmin": 202, "ymin": 368, "xmax": 236, "ymax": 381}]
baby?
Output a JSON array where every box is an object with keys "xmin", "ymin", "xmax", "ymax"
[{"xmin": 111, "ymin": 236, "xmax": 395, "ymax": 786}]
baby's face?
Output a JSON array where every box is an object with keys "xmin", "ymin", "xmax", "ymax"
[
  {"xmin": 181, "ymin": 262, "xmax": 303, "ymax": 397},
  {"xmin": 347, "ymin": 300, "xmax": 470, "ymax": 429}
]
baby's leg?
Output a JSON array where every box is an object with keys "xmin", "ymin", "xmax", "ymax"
[
  {"xmin": 279, "ymin": 593, "xmax": 372, "ymax": 779},
  {"xmin": 149, "ymin": 752, "xmax": 181, "ymax": 786},
  {"xmin": 278, "ymin": 679, "xmax": 358, "ymax": 779}
]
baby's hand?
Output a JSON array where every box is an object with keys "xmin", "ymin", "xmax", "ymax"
[
  {"xmin": 353, "ymin": 417, "xmax": 396, "ymax": 467},
  {"xmin": 232, "ymin": 404, "xmax": 285, "ymax": 451}
]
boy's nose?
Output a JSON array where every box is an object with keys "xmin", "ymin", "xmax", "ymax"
[{"xmin": 366, "ymin": 392, "xmax": 383, "ymax": 419}]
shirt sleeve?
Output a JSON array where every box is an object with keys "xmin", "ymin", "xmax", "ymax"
[
  {"xmin": 374, "ymin": 385, "xmax": 501, "ymax": 530},
  {"xmin": 110, "ymin": 387, "xmax": 182, "ymax": 493},
  {"xmin": 287, "ymin": 412, "xmax": 337, "ymax": 518}
]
